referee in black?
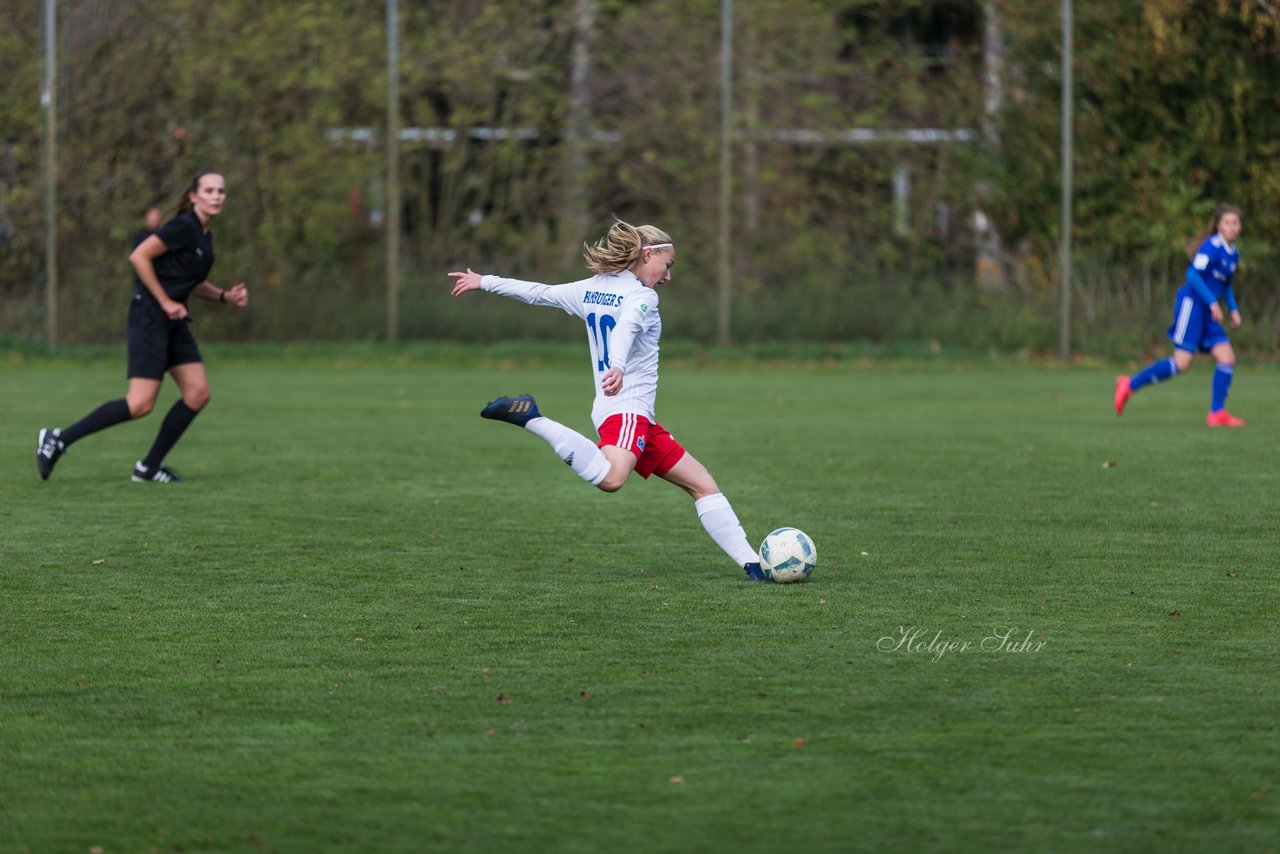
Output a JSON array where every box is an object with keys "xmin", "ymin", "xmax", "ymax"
[{"xmin": 36, "ymin": 170, "xmax": 248, "ymax": 482}]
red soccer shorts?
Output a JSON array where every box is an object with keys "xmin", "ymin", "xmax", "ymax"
[{"xmin": 596, "ymin": 413, "xmax": 686, "ymax": 479}]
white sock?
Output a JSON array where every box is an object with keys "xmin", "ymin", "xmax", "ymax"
[
  {"xmin": 524, "ymin": 416, "xmax": 610, "ymax": 486},
  {"xmin": 694, "ymin": 493, "xmax": 759, "ymax": 567}
]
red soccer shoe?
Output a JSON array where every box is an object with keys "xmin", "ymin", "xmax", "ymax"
[
  {"xmin": 1114, "ymin": 375, "xmax": 1132, "ymax": 416},
  {"xmin": 1205, "ymin": 409, "xmax": 1245, "ymax": 427}
]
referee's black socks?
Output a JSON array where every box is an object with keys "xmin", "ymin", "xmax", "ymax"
[
  {"xmin": 142, "ymin": 400, "xmax": 201, "ymax": 469},
  {"xmin": 61, "ymin": 399, "xmax": 132, "ymax": 445}
]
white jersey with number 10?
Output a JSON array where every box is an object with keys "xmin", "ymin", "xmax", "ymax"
[{"xmin": 479, "ymin": 271, "xmax": 661, "ymax": 429}]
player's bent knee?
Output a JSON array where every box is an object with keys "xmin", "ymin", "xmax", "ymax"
[
  {"xmin": 186, "ymin": 388, "xmax": 212, "ymax": 410},
  {"xmin": 597, "ymin": 462, "xmax": 633, "ymax": 492},
  {"xmin": 127, "ymin": 398, "xmax": 155, "ymax": 418},
  {"xmin": 597, "ymin": 473, "xmax": 627, "ymax": 493}
]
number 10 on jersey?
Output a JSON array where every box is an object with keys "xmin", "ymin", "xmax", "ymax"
[{"xmin": 586, "ymin": 313, "xmax": 616, "ymax": 371}]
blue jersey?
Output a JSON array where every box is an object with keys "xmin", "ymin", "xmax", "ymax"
[{"xmin": 1184, "ymin": 234, "xmax": 1239, "ymax": 310}]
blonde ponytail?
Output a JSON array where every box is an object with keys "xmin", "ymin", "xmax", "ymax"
[{"xmin": 583, "ymin": 219, "xmax": 673, "ymax": 274}]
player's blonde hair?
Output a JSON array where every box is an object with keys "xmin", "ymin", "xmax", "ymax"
[{"xmin": 582, "ymin": 219, "xmax": 673, "ymax": 275}]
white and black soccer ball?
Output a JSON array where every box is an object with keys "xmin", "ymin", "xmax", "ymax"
[{"xmin": 758, "ymin": 527, "xmax": 816, "ymax": 584}]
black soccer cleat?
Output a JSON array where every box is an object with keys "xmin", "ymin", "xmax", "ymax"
[
  {"xmin": 743, "ymin": 562, "xmax": 769, "ymax": 582},
  {"xmin": 36, "ymin": 427, "xmax": 66, "ymax": 480},
  {"xmin": 480, "ymin": 394, "xmax": 541, "ymax": 427},
  {"xmin": 131, "ymin": 461, "xmax": 183, "ymax": 483}
]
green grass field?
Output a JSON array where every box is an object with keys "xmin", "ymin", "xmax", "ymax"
[{"xmin": 2, "ymin": 348, "xmax": 1277, "ymax": 852}]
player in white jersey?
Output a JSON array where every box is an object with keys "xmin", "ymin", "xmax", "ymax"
[{"xmin": 448, "ymin": 219, "xmax": 767, "ymax": 581}]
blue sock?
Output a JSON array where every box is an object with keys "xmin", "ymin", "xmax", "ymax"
[
  {"xmin": 1211, "ymin": 364, "xmax": 1234, "ymax": 412},
  {"xmin": 1130, "ymin": 357, "xmax": 1179, "ymax": 392}
]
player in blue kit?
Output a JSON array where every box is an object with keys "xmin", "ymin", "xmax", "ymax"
[
  {"xmin": 448, "ymin": 219, "xmax": 767, "ymax": 581},
  {"xmin": 1115, "ymin": 204, "xmax": 1245, "ymax": 427},
  {"xmin": 35, "ymin": 170, "xmax": 249, "ymax": 482}
]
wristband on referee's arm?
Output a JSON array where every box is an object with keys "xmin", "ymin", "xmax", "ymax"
[{"xmin": 219, "ymin": 289, "xmax": 226, "ymax": 303}]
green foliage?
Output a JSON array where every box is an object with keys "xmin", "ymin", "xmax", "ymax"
[
  {"xmin": 994, "ymin": 1, "xmax": 1280, "ymax": 290},
  {"xmin": 3, "ymin": 2, "xmax": 1278, "ymax": 352}
]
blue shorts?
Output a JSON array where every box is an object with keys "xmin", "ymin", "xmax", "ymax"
[{"xmin": 1167, "ymin": 286, "xmax": 1229, "ymax": 354}]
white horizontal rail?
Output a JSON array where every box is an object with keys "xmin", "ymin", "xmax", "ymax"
[{"xmin": 326, "ymin": 126, "xmax": 974, "ymax": 146}]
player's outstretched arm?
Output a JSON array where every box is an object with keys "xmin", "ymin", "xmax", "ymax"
[
  {"xmin": 448, "ymin": 268, "xmax": 483, "ymax": 296},
  {"xmin": 449, "ymin": 269, "xmax": 584, "ymax": 315}
]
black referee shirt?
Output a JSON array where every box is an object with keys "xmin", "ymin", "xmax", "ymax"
[{"xmin": 139, "ymin": 210, "xmax": 215, "ymax": 303}]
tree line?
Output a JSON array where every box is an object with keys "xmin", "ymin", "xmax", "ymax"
[{"xmin": 1, "ymin": 0, "xmax": 1276, "ymax": 354}]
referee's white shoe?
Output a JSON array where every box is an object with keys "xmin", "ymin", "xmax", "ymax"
[
  {"xmin": 132, "ymin": 461, "xmax": 183, "ymax": 483},
  {"xmin": 36, "ymin": 428, "xmax": 65, "ymax": 480}
]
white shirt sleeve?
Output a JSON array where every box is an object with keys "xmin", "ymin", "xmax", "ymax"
[
  {"xmin": 606, "ymin": 289, "xmax": 659, "ymax": 373},
  {"xmin": 480, "ymin": 275, "xmax": 586, "ymax": 317}
]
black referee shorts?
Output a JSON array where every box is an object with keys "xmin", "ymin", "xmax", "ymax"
[{"xmin": 127, "ymin": 297, "xmax": 203, "ymax": 380}]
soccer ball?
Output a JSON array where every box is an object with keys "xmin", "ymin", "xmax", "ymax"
[{"xmin": 759, "ymin": 527, "xmax": 817, "ymax": 584}]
